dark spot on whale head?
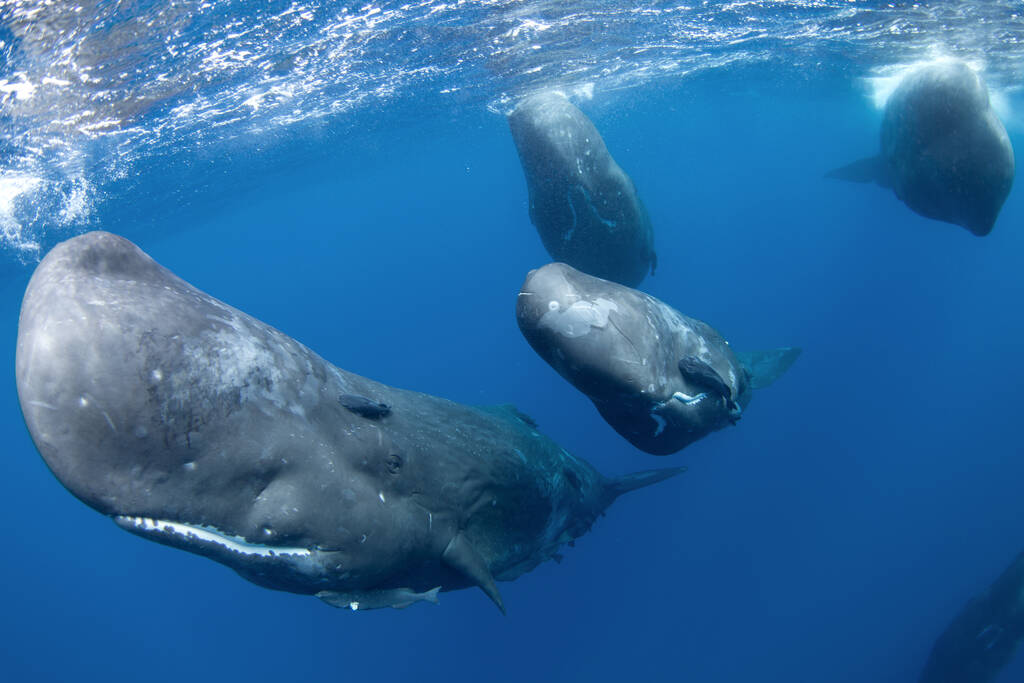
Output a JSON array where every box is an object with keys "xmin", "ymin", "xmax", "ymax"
[
  {"xmin": 564, "ymin": 468, "xmax": 581, "ymax": 491},
  {"xmin": 386, "ymin": 454, "xmax": 403, "ymax": 475}
]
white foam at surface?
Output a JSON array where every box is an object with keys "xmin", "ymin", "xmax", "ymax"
[
  {"xmin": 0, "ymin": 174, "xmax": 42, "ymax": 254},
  {"xmin": 864, "ymin": 53, "xmax": 994, "ymax": 110},
  {"xmin": 0, "ymin": 73, "xmax": 36, "ymax": 101}
]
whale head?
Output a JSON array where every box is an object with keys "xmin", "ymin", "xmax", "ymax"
[
  {"xmin": 15, "ymin": 232, "xmax": 440, "ymax": 598},
  {"xmin": 517, "ymin": 262, "xmax": 742, "ymax": 454}
]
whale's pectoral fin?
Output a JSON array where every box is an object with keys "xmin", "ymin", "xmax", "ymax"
[
  {"xmin": 678, "ymin": 356, "xmax": 732, "ymax": 398},
  {"xmin": 442, "ymin": 533, "xmax": 506, "ymax": 615},
  {"xmin": 825, "ymin": 155, "xmax": 891, "ymax": 188},
  {"xmin": 736, "ymin": 347, "xmax": 802, "ymax": 390}
]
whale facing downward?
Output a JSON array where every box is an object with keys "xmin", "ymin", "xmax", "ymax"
[
  {"xmin": 828, "ymin": 61, "xmax": 1014, "ymax": 236},
  {"xmin": 15, "ymin": 232, "xmax": 684, "ymax": 613},
  {"xmin": 516, "ymin": 263, "xmax": 800, "ymax": 455},
  {"xmin": 508, "ymin": 91, "xmax": 656, "ymax": 287}
]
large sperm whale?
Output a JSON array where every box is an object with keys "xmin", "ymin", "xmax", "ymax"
[
  {"xmin": 827, "ymin": 60, "xmax": 1014, "ymax": 236},
  {"xmin": 15, "ymin": 232, "xmax": 684, "ymax": 613}
]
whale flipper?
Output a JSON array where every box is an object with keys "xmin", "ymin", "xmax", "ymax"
[
  {"xmin": 678, "ymin": 356, "xmax": 732, "ymax": 399},
  {"xmin": 736, "ymin": 348, "xmax": 802, "ymax": 390},
  {"xmin": 825, "ymin": 155, "xmax": 891, "ymax": 188},
  {"xmin": 443, "ymin": 533, "xmax": 505, "ymax": 615}
]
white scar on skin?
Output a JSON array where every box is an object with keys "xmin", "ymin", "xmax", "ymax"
[
  {"xmin": 538, "ymin": 297, "xmax": 618, "ymax": 338},
  {"xmin": 651, "ymin": 413, "xmax": 666, "ymax": 436}
]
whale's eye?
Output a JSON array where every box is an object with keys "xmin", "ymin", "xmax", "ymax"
[
  {"xmin": 386, "ymin": 454, "xmax": 403, "ymax": 475},
  {"xmin": 564, "ymin": 468, "xmax": 581, "ymax": 491}
]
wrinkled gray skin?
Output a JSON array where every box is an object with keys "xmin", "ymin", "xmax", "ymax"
[
  {"xmin": 516, "ymin": 263, "xmax": 800, "ymax": 455},
  {"xmin": 16, "ymin": 232, "xmax": 684, "ymax": 613},
  {"xmin": 828, "ymin": 61, "xmax": 1014, "ymax": 236},
  {"xmin": 918, "ymin": 549, "xmax": 1024, "ymax": 683},
  {"xmin": 508, "ymin": 91, "xmax": 656, "ymax": 287}
]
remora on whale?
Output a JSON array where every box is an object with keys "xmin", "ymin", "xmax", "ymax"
[
  {"xmin": 516, "ymin": 262, "xmax": 800, "ymax": 455},
  {"xmin": 508, "ymin": 91, "xmax": 656, "ymax": 287},
  {"xmin": 827, "ymin": 60, "xmax": 1014, "ymax": 236},
  {"xmin": 15, "ymin": 232, "xmax": 684, "ymax": 612}
]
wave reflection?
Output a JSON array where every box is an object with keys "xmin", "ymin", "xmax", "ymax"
[{"xmin": 1, "ymin": 0, "xmax": 1021, "ymax": 258}]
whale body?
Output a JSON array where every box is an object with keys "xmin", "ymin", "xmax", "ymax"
[
  {"xmin": 508, "ymin": 91, "xmax": 656, "ymax": 287},
  {"xmin": 828, "ymin": 61, "xmax": 1014, "ymax": 236},
  {"xmin": 918, "ymin": 549, "xmax": 1024, "ymax": 683},
  {"xmin": 516, "ymin": 262, "xmax": 800, "ymax": 455},
  {"xmin": 15, "ymin": 232, "xmax": 684, "ymax": 612}
]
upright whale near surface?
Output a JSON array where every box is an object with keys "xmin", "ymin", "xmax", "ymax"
[
  {"xmin": 508, "ymin": 91, "xmax": 657, "ymax": 287},
  {"xmin": 15, "ymin": 232, "xmax": 684, "ymax": 612},
  {"xmin": 828, "ymin": 60, "xmax": 1014, "ymax": 236}
]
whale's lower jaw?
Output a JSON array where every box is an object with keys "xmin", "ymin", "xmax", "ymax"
[
  {"xmin": 114, "ymin": 515, "xmax": 340, "ymax": 592},
  {"xmin": 115, "ymin": 516, "xmax": 313, "ymax": 557}
]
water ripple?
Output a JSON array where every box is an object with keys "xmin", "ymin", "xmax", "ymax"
[{"xmin": 1, "ymin": 0, "xmax": 1022, "ymax": 258}]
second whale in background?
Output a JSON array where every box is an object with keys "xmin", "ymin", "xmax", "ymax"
[
  {"xmin": 517, "ymin": 263, "xmax": 800, "ymax": 455},
  {"xmin": 827, "ymin": 60, "xmax": 1014, "ymax": 236},
  {"xmin": 508, "ymin": 91, "xmax": 656, "ymax": 287}
]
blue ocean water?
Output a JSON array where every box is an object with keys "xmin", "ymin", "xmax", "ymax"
[{"xmin": 2, "ymin": 2, "xmax": 1024, "ymax": 681}]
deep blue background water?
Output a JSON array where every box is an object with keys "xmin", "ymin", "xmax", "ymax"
[{"xmin": 2, "ymin": 71, "xmax": 1024, "ymax": 682}]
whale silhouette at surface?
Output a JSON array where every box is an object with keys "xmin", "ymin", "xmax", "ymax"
[
  {"xmin": 516, "ymin": 263, "xmax": 800, "ymax": 455},
  {"xmin": 15, "ymin": 232, "xmax": 684, "ymax": 613},
  {"xmin": 508, "ymin": 91, "xmax": 656, "ymax": 287},
  {"xmin": 828, "ymin": 61, "xmax": 1014, "ymax": 236}
]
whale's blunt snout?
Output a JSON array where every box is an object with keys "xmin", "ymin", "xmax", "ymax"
[{"xmin": 517, "ymin": 263, "xmax": 571, "ymax": 330}]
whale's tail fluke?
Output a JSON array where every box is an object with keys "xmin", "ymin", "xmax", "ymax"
[
  {"xmin": 607, "ymin": 466, "xmax": 687, "ymax": 501},
  {"xmin": 736, "ymin": 347, "xmax": 802, "ymax": 390},
  {"xmin": 825, "ymin": 155, "xmax": 891, "ymax": 188}
]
